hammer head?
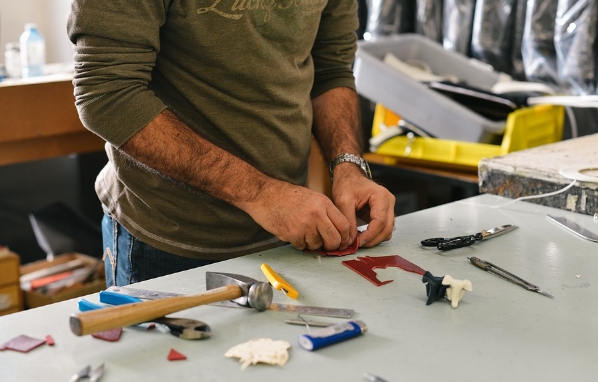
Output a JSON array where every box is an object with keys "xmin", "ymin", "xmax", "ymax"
[{"xmin": 206, "ymin": 271, "xmax": 273, "ymax": 311}]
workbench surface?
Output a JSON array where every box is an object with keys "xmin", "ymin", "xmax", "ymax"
[{"xmin": 2, "ymin": 194, "xmax": 597, "ymax": 381}]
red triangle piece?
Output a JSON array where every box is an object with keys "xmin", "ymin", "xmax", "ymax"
[
  {"xmin": 45, "ymin": 335, "xmax": 55, "ymax": 346},
  {"xmin": 168, "ymin": 348, "xmax": 187, "ymax": 361},
  {"xmin": 92, "ymin": 328, "xmax": 123, "ymax": 342}
]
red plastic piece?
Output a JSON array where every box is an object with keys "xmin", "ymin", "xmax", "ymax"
[
  {"xmin": 304, "ymin": 237, "xmax": 360, "ymax": 257},
  {"xmin": 92, "ymin": 328, "xmax": 123, "ymax": 342},
  {"xmin": 0, "ymin": 335, "xmax": 46, "ymax": 353},
  {"xmin": 45, "ymin": 335, "xmax": 55, "ymax": 346},
  {"xmin": 342, "ymin": 255, "xmax": 426, "ymax": 286},
  {"xmin": 168, "ymin": 348, "xmax": 187, "ymax": 361}
]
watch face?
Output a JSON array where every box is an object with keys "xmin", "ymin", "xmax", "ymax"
[
  {"xmin": 329, "ymin": 154, "xmax": 373, "ymax": 181},
  {"xmin": 359, "ymin": 159, "xmax": 372, "ymax": 180},
  {"xmin": 362, "ymin": 160, "xmax": 372, "ymax": 180}
]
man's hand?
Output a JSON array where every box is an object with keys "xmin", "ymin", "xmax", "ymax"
[
  {"xmin": 331, "ymin": 163, "xmax": 395, "ymax": 247},
  {"xmin": 244, "ymin": 181, "xmax": 354, "ymax": 251}
]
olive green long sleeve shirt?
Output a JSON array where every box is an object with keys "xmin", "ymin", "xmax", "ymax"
[{"xmin": 67, "ymin": 0, "xmax": 359, "ymax": 259}]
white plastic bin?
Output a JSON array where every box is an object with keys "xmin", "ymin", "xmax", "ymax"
[{"xmin": 354, "ymin": 34, "xmax": 508, "ymax": 143}]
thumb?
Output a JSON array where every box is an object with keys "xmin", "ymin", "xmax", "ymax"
[{"xmin": 335, "ymin": 199, "xmax": 358, "ymax": 247}]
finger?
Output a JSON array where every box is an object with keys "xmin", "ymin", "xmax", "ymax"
[
  {"xmin": 288, "ymin": 237, "xmax": 307, "ymax": 251},
  {"xmin": 314, "ymin": 213, "xmax": 345, "ymax": 251},
  {"xmin": 361, "ymin": 212, "xmax": 394, "ymax": 247},
  {"xmin": 304, "ymin": 231, "xmax": 324, "ymax": 251},
  {"xmin": 359, "ymin": 195, "xmax": 395, "ymax": 247},
  {"xmin": 332, "ymin": 200, "xmax": 358, "ymax": 249},
  {"xmin": 321, "ymin": 206, "xmax": 352, "ymax": 250},
  {"xmin": 359, "ymin": 219, "xmax": 390, "ymax": 247},
  {"xmin": 358, "ymin": 219, "xmax": 380, "ymax": 247}
]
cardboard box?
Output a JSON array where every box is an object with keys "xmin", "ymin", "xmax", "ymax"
[
  {"xmin": 20, "ymin": 252, "xmax": 105, "ymax": 309},
  {"xmin": 0, "ymin": 283, "xmax": 23, "ymax": 316},
  {"xmin": 0, "ymin": 248, "xmax": 20, "ymax": 287}
]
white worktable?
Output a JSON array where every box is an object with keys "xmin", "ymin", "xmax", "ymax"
[{"xmin": 2, "ymin": 194, "xmax": 597, "ymax": 381}]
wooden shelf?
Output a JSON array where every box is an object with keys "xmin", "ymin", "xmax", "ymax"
[{"xmin": 0, "ymin": 77, "xmax": 105, "ymax": 166}]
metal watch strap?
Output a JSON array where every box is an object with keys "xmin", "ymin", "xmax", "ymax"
[{"xmin": 329, "ymin": 153, "xmax": 372, "ymax": 182}]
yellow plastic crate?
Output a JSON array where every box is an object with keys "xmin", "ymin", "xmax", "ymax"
[{"xmin": 371, "ymin": 103, "xmax": 564, "ymax": 169}]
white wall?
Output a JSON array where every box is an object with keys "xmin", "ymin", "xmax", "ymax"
[{"xmin": 0, "ymin": 0, "xmax": 73, "ymax": 65}]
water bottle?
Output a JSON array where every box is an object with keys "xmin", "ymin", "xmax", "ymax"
[{"xmin": 19, "ymin": 23, "xmax": 46, "ymax": 78}]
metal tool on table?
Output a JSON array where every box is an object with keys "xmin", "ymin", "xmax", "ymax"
[
  {"xmin": 268, "ymin": 302, "xmax": 353, "ymax": 318},
  {"xmin": 69, "ymin": 363, "xmax": 104, "ymax": 382},
  {"xmin": 547, "ymin": 215, "xmax": 598, "ymax": 242},
  {"xmin": 421, "ymin": 224, "xmax": 518, "ymax": 250},
  {"xmin": 78, "ymin": 291, "xmax": 211, "ymax": 340},
  {"xmin": 106, "ymin": 286, "xmax": 354, "ymax": 319},
  {"xmin": 284, "ymin": 317, "xmax": 335, "ymax": 327},
  {"xmin": 284, "ymin": 313, "xmax": 338, "ymax": 328},
  {"xmin": 260, "ymin": 263, "xmax": 299, "ymax": 299},
  {"xmin": 364, "ymin": 372, "xmax": 390, "ymax": 382},
  {"xmin": 468, "ymin": 256, "xmax": 553, "ymax": 298},
  {"xmin": 70, "ymin": 272, "xmax": 273, "ymax": 336}
]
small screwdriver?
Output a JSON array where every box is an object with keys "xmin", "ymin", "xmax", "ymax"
[{"xmin": 364, "ymin": 372, "xmax": 390, "ymax": 382}]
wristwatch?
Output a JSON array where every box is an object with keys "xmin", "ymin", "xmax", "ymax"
[{"xmin": 329, "ymin": 153, "xmax": 372, "ymax": 182}]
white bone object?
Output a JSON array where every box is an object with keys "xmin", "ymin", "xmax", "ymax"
[{"xmin": 442, "ymin": 275, "xmax": 473, "ymax": 308}]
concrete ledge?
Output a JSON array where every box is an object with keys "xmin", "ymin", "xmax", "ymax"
[{"xmin": 479, "ymin": 133, "xmax": 598, "ymax": 216}]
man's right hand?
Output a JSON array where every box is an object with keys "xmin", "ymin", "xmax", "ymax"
[{"xmin": 243, "ymin": 181, "xmax": 355, "ymax": 251}]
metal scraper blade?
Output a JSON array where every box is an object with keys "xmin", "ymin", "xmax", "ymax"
[
  {"xmin": 267, "ymin": 302, "xmax": 353, "ymax": 318},
  {"xmin": 106, "ymin": 286, "xmax": 354, "ymax": 318},
  {"xmin": 106, "ymin": 286, "xmax": 183, "ymax": 299},
  {"xmin": 547, "ymin": 215, "xmax": 598, "ymax": 242}
]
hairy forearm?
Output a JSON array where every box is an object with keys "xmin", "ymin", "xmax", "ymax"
[
  {"xmin": 121, "ymin": 109, "xmax": 277, "ymax": 209},
  {"xmin": 121, "ymin": 108, "xmax": 355, "ymax": 251},
  {"xmin": 311, "ymin": 87, "xmax": 363, "ymax": 163}
]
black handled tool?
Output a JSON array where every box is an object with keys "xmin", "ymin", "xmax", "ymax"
[{"xmin": 422, "ymin": 224, "xmax": 518, "ymax": 250}]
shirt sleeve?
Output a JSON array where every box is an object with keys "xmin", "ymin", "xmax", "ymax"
[
  {"xmin": 67, "ymin": 1, "xmax": 169, "ymax": 147},
  {"xmin": 310, "ymin": 0, "xmax": 360, "ymax": 99}
]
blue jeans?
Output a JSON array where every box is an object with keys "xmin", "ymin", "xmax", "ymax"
[{"xmin": 102, "ymin": 214, "xmax": 218, "ymax": 286}]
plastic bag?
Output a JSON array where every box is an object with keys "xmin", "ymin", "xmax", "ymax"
[
  {"xmin": 442, "ymin": 0, "xmax": 476, "ymax": 55},
  {"xmin": 416, "ymin": 0, "xmax": 443, "ymax": 42},
  {"xmin": 509, "ymin": 0, "xmax": 529, "ymax": 80},
  {"xmin": 470, "ymin": 0, "xmax": 518, "ymax": 74},
  {"xmin": 554, "ymin": 0, "xmax": 598, "ymax": 95},
  {"xmin": 521, "ymin": 0, "xmax": 559, "ymax": 86},
  {"xmin": 364, "ymin": 0, "xmax": 415, "ymax": 39}
]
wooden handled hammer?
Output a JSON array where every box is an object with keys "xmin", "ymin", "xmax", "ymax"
[{"xmin": 69, "ymin": 272, "xmax": 273, "ymax": 336}]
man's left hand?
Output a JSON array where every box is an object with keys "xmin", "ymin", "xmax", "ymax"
[{"xmin": 331, "ymin": 164, "xmax": 395, "ymax": 247}]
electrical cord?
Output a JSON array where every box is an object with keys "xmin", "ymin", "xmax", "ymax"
[{"xmin": 490, "ymin": 179, "xmax": 577, "ymax": 209}]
